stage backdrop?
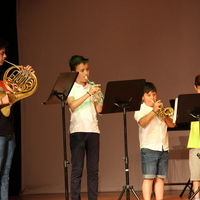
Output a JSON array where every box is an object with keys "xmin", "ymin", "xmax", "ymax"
[{"xmin": 17, "ymin": 0, "xmax": 200, "ymax": 194}]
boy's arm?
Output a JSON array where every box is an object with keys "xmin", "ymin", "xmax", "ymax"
[
  {"xmin": 95, "ymin": 100, "xmax": 103, "ymax": 115},
  {"xmin": 164, "ymin": 117, "xmax": 176, "ymax": 128},
  {"xmin": 138, "ymin": 101, "xmax": 161, "ymax": 127},
  {"xmin": 67, "ymin": 93, "xmax": 90, "ymax": 111},
  {"xmin": 67, "ymin": 85, "xmax": 100, "ymax": 111},
  {"xmin": 138, "ymin": 110, "xmax": 156, "ymax": 127}
]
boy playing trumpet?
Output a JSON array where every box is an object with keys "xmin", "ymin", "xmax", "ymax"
[
  {"xmin": 67, "ymin": 55, "xmax": 103, "ymax": 200},
  {"xmin": 134, "ymin": 82, "xmax": 175, "ymax": 200}
]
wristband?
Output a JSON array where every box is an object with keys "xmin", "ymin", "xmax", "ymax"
[
  {"xmin": 87, "ymin": 92, "xmax": 91, "ymax": 96},
  {"xmin": 152, "ymin": 110, "xmax": 156, "ymax": 113}
]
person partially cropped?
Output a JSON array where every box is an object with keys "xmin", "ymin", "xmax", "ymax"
[
  {"xmin": 187, "ymin": 74, "xmax": 200, "ymax": 200},
  {"xmin": 0, "ymin": 38, "xmax": 34, "ymax": 200},
  {"xmin": 134, "ymin": 82, "xmax": 176, "ymax": 200}
]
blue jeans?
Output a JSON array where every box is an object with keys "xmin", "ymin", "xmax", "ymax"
[
  {"xmin": 0, "ymin": 134, "xmax": 15, "ymax": 200},
  {"xmin": 141, "ymin": 148, "xmax": 168, "ymax": 179}
]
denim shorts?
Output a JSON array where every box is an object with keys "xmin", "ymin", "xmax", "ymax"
[{"xmin": 141, "ymin": 148, "xmax": 168, "ymax": 179}]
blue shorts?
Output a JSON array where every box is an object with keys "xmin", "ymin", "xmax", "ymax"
[{"xmin": 141, "ymin": 148, "xmax": 168, "ymax": 179}]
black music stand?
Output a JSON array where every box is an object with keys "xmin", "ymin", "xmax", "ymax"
[
  {"xmin": 175, "ymin": 93, "xmax": 200, "ymax": 126},
  {"xmin": 42, "ymin": 72, "xmax": 78, "ymax": 200},
  {"xmin": 168, "ymin": 99, "xmax": 190, "ymax": 131},
  {"xmin": 101, "ymin": 79, "xmax": 145, "ymax": 200},
  {"xmin": 174, "ymin": 93, "xmax": 200, "ymax": 200}
]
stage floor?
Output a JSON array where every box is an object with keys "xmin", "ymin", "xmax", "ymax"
[{"xmin": 9, "ymin": 190, "xmax": 193, "ymax": 200}]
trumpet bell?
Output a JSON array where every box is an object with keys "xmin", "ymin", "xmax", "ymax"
[
  {"xmin": 156, "ymin": 107, "xmax": 174, "ymax": 119},
  {"xmin": 164, "ymin": 107, "xmax": 174, "ymax": 118}
]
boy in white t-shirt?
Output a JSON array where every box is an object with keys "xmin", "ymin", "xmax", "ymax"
[
  {"xmin": 134, "ymin": 82, "xmax": 175, "ymax": 200},
  {"xmin": 67, "ymin": 55, "xmax": 103, "ymax": 200}
]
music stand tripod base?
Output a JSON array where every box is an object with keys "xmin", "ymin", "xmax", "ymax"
[
  {"xmin": 190, "ymin": 186, "xmax": 200, "ymax": 200},
  {"xmin": 118, "ymin": 185, "xmax": 140, "ymax": 200}
]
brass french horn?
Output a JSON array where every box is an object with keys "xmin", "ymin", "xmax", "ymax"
[{"xmin": 0, "ymin": 60, "xmax": 38, "ymax": 117}]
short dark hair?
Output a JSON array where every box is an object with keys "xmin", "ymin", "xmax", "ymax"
[
  {"xmin": 0, "ymin": 39, "xmax": 9, "ymax": 50},
  {"xmin": 144, "ymin": 82, "xmax": 157, "ymax": 93},
  {"xmin": 69, "ymin": 55, "xmax": 89, "ymax": 71},
  {"xmin": 195, "ymin": 74, "xmax": 200, "ymax": 86}
]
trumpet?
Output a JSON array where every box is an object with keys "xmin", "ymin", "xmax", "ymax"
[
  {"xmin": 85, "ymin": 76, "xmax": 104, "ymax": 101},
  {"xmin": 152, "ymin": 100, "xmax": 174, "ymax": 119},
  {"xmin": 0, "ymin": 60, "xmax": 38, "ymax": 117}
]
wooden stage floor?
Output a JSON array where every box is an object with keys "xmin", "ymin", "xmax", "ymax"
[{"xmin": 8, "ymin": 190, "xmax": 194, "ymax": 200}]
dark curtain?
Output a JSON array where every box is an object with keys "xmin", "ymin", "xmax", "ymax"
[{"xmin": 0, "ymin": 0, "xmax": 21, "ymax": 196}]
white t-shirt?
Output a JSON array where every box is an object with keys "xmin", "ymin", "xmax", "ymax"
[
  {"xmin": 68, "ymin": 82, "xmax": 100, "ymax": 134},
  {"xmin": 134, "ymin": 102, "xmax": 169, "ymax": 151}
]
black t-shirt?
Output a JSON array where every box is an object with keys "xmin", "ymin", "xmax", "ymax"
[
  {"xmin": 0, "ymin": 70, "xmax": 14, "ymax": 136},
  {"xmin": 0, "ymin": 108, "xmax": 14, "ymax": 136}
]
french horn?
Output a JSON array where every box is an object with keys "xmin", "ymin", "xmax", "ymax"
[{"xmin": 0, "ymin": 60, "xmax": 38, "ymax": 117}]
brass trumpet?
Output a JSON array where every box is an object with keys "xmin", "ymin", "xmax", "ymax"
[
  {"xmin": 0, "ymin": 60, "xmax": 38, "ymax": 117},
  {"xmin": 152, "ymin": 101, "xmax": 174, "ymax": 119},
  {"xmin": 85, "ymin": 76, "xmax": 104, "ymax": 101}
]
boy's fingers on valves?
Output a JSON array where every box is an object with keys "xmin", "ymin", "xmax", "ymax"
[
  {"xmin": 153, "ymin": 100, "xmax": 163, "ymax": 112},
  {"xmin": 90, "ymin": 84, "xmax": 101, "ymax": 95}
]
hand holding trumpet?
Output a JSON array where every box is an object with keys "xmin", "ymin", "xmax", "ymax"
[
  {"xmin": 85, "ymin": 76, "xmax": 104, "ymax": 103},
  {"xmin": 152, "ymin": 100, "xmax": 163, "ymax": 113},
  {"xmin": 88, "ymin": 84, "xmax": 102, "ymax": 96},
  {"xmin": 152, "ymin": 100, "xmax": 174, "ymax": 119}
]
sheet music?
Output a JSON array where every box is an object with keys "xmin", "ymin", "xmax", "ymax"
[{"xmin": 173, "ymin": 97, "xmax": 178, "ymax": 123}]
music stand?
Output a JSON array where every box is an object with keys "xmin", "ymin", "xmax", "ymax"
[
  {"xmin": 174, "ymin": 93, "xmax": 200, "ymax": 200},
  {"xmin": 168, "ymin": 99, "xmax": 190, "ymax": 131},
  {"xmin": 101, "ymin": 79, "xmax": 145, "ymax": 200},
  {"xmin": 174, "ymin": 93, "xmax": 200, "ymax": 125},
  {"xmin": 42, "ymin": 72, "xmax": 78, "ymax": 200}
]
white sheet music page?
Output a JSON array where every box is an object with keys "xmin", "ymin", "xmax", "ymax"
[{"xmin": 173, "ymin": 97, "xmax": 178, "ymax": 123}]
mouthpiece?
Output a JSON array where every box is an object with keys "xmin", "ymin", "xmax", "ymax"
[
  {"xmin": 85, "ymin": 76, "xmax": 95, "ymax": 85},
  {"xmin": 4, "ymin": 60, "xmax": 16, "ymax": 66}
]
